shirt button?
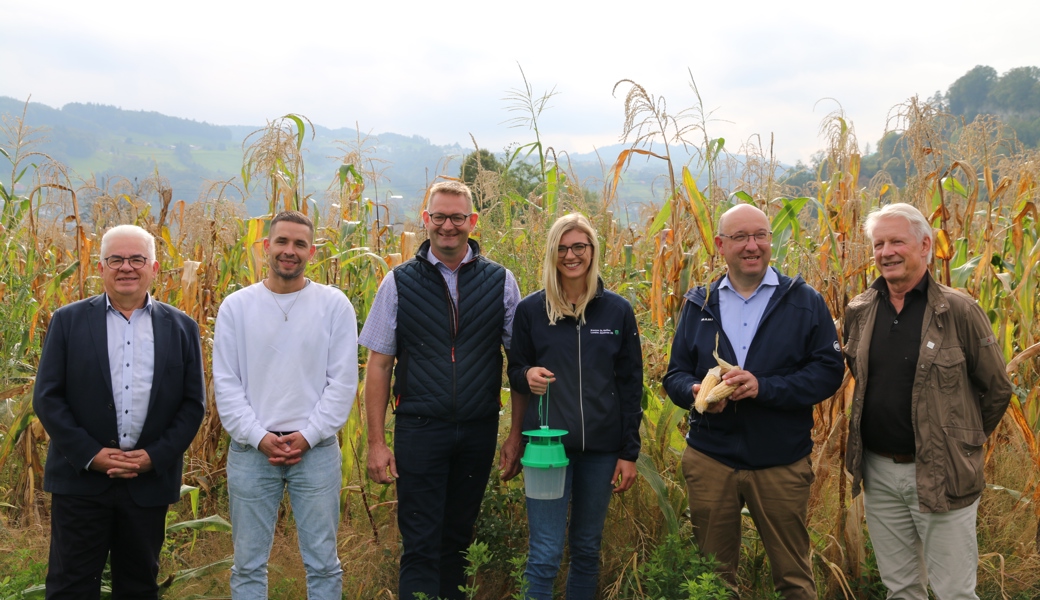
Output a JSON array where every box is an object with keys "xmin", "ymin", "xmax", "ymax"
[
  {"xmin": 125, "ymin": 410, "xmax": 128, "ymax": 414},
  {"xmin": 125, "ymin": 385, "xmax": 129, "ymax": 390}
]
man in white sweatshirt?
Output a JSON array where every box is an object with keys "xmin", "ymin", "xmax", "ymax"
[{"xmin": 213, "ymin": 210, "xmax": 359, "ymax": 599}]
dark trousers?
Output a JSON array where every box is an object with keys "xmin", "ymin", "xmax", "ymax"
[
  {"xmin": 46, "ymin": 480, "xmax": 168, "ymax": 600},
  {"xmin": 394, "ymin": 415, "xmax": 498, "ymax": 600}
]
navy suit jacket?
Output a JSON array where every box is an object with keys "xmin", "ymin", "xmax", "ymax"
[{"xmin": 33, "ymin": 294, "xmax": 206, "ymax": 507}]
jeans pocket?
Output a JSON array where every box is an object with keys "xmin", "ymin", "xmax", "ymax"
[
  {"xmin": 314, "ymin": 436, "xmax": 337, "ymax": 448},
  {"xmin": 229, "ymin": 439, "xmax": 250, "ymax": 453}
]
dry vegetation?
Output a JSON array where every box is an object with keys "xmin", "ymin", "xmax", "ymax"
[{"xmin": 1, "ymin": 84, "xmax": 1039, "ymax": 599}]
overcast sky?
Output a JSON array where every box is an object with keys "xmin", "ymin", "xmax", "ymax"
[{"xmin": 5, "ymin": 0, "xmax": 1038, "ymax": 165}]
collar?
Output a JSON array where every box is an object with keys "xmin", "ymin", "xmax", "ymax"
[
  {"xmin": 105, "ymin": 293, "xmax": 153, "ymax": 313},
  {"xmin": 427, "ymin": 245, "xmax": 474, "ymax": 272},
  {"xmin": 719, "ymin": 267, "xmax": 779, "ymax": 296},
  {"xmin": 870, "ymin": 271, "xmax": 929, "ymax": 298}
]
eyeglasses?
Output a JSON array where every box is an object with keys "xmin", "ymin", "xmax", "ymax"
[
  {"xmin": 557, "ymin": 243, "xmax": 590, "ymax": 257},
  {"xmin": 718, "ymin": 231, "xmax": 771, "ymax": 244},
  {"xmin": 427, "ymin": 212, "xmax": 473, "ymax": 226},
  {"xmin": 103, "ymin": 255, "xmax": 149, "ymax": 269}
]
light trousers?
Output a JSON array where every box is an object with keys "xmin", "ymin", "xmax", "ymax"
[
  {"xmin": 863, "ymin": 450, "xmax": 981, "ymax": 600},
  {"xmin": 227, "ymin": 437, "xmax": 343, "ymax": 600}
]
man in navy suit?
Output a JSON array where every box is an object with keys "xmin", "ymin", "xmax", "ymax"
[{"xmin": 33, "ymin": 224, "xmax": 206, "ymax": 600}]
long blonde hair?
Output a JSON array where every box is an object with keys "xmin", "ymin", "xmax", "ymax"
[{"xmin": 543, "ymin": 213, "xmax": 599, "ymax": 324}]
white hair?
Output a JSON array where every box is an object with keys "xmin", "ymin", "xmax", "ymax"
[
  {"xmin": 100, "ymin": 225, "xmax": 157, "ymax": 261},
  {"xmin": 863, "ymin": 203, "xmax": 934, "ymax": 262}
]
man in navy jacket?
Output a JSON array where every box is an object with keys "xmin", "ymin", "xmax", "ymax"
[
  {"xmin": 33, "ymin": 224, "xmax": 205, "ymax": 599},
  {"xmin": 663, "ymin": 204, "xmax": 843, "ymax": 600}
]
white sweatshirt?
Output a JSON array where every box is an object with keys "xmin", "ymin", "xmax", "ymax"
[{"xmin": 213, "ymin": 280, "xmax": 359, "ymax": 449}]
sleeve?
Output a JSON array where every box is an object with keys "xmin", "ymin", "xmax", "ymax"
[
  {"xmin": 300, "ymin": 293, "xmax": 360, "ymax": 448},
  {"xmin": 963, "ymin": 301, "xmax": 1013, "ymax": 435},
  {"xmin": 142, "ymin": 313, "xmax": 206, "ymax": 473},
  {"xmin": 212, "ymin": 296, "xmax": 268, "ymax": 448},
  {"xmin": 506, "ymin": 299, "xmax": 535, "ymax": 394},
  {"xmin": 32, "ymin": 308, "xmax": 104, "ymax": 471},
  {"xmin": 502, "ymin": 269, "xmax": 522, "ymax": 350},
  {"xmin": 753, "ymin": 290, "xmax": 845, "ymax": 410},
  {"xmin": 842, "ymin": 311, "xmax": 854, "ymax": 374},
  {"xmin": 358, "ymin": 271, "xmax": 398, "ymax": 356},
  {"xmin": 616, "ymin": 301, "xmax": 644, "ymax": 461},
  {"xmin": 662, "ymin": 301, "xmax": 702, "ymax": 411}
]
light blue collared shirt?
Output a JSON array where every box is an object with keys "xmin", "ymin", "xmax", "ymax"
[
  {"xmin": 106, "ymin": 294, "xmax": 155, "ymax": 450},
  {"xmin": 717, "ymin": 268, "xmax": 779, "ymax": 367}
]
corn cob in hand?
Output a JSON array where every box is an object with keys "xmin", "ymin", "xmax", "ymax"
[{"xmin": 693, "ymin": 334, "xmax": 739, "ymax": 414}]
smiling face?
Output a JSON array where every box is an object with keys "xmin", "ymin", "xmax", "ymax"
[
  {"xmin": 556, "ymin": 228, "xmax": 593, "ymax": 287},
  {"xmin": 423, "ymin": 191, "xmax": 476, "ymax": 264},
  {"xmin": 715, "ymin": 204, "xmax": 772, "ymax": 287},
  {"xmin": 264, "ymin": 220, "xmax": 315, "ymax": 284},
  {"xmin": 871, "ymin": 215, "xmax": 930, "ymax": 293},
  {"xmin": 99, "ymin": 234, "xmax": 159, "ymax": 310}
]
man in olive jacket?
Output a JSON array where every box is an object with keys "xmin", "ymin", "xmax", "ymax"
[{"xmin": 844, "ymin": 203, "xmax": 1012, "ymax": 600}]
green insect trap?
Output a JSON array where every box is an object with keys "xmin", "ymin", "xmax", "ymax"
[{"xmin": 520, "ymin": 382, "xmax": 569, "ymax": 500}]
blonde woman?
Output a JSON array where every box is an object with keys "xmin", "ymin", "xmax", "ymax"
[{"xmin": 503, "ymin": 213, "xmax": 643, "ymax": 599}]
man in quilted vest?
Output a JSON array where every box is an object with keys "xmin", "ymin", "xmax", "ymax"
[{"xmin": 360, "ymin": 181, "xmax": 522, "ymax": 600}]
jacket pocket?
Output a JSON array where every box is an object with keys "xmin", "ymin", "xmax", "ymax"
[
  {"xmin": 942, "ymin": 425, "xmax": 986, "ymax": 501},
  {"xmin": 933, "ymin": 347, "xmax": 966, "ymax": 393}
]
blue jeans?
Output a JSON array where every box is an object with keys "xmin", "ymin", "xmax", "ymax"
[
  {"xmin": 227, "ymin": 437, "xmax": 343, "ymax": 600},
  {"xmin": 394, "ymin": 415, "xmax": 498, "ymax": 600},
  {"xmin": 524, "ymin": 450, "xmax": 618, "ymax": 600}
]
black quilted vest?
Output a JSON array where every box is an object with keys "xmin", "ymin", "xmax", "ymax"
[{"xmin": 392, "ymin": 239, "xmax": 506, "ymax": 421}]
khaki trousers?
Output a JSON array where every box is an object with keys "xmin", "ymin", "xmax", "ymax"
[
  {"xmin": 681, "ymin": 445, "xmax": 816, "ymax": 600},
  {"xmin": 863, "ymin": 450, "xmax": 981, "ymax": 600}
]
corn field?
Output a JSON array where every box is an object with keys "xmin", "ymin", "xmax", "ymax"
[{"xmin": 1, "ymin": 85, "xmax": 1038, "ymax": 599}]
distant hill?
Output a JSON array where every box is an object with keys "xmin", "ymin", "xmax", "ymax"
[{"xmin": 0, "ymin": 96, "xmax": 764, "ymax": 218}]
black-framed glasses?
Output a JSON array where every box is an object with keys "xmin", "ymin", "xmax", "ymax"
[
  {"xmin": 557, "ymin": 243, "xmax": 590, "ymax": 257},
  {"xmin": 427, "ymin": 212, "xmax": 473, "ymax": 226},
  {"xmin": 104, "ymin": 255, "xmax": 149, "ymax": 269},
  {"xmin": 718, "ymin": 231, "xmax": 771, "ymax": 244}
]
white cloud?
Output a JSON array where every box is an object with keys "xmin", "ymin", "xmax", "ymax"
[{"xmin": 4, "ymin": 0, "xmax": 1039, "ymax": 165}]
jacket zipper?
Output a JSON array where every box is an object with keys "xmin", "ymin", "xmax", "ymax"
[
  {"xmin": 577, "ymin": 321, "xmax": 585, "ymax": 451},
  {"xmin": 450, "ymin": 278, "xmax": 459, "ymax": 418},
  {"xmin": 435, "ymin": 257, "xmax": 466, "ymax": 419}
]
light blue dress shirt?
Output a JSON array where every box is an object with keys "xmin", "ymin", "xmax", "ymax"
[
  {"xmin": 106, "ymin": 294, "xmax": 155, "ymax": 450},
  {"xmin": 717, "ymin": 268, "xmax": 778, "ymax": 367}
]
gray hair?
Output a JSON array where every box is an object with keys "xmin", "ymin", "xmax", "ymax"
[
  {"xmin": 863, "ymin": 203, "xmax": 933, "ymax": 262},
  {"xmin": 100, "ymin": 225, "xmax": 157, "ymax": 261}
]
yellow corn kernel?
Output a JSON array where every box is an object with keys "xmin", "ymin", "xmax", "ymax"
[{"xmin": 694, "ymin": 366, "xmax": 723, "ymax": 413}]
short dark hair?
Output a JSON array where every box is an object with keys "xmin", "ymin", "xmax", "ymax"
[{"xmin": 270, "ymin": 211, "xmax": 314, "ymax": 239}]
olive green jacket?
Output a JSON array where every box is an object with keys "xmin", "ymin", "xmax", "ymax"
[{"xmin": 843, "ymin": 273, "xmax": 1013, "ymax": 513}]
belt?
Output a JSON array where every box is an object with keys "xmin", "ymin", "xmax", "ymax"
[
  {"xmin": 269, "ymin": 431, "xmax": 298, "ymax": 437},
  {"xmin": 873, "ymin": 450, "xmax": 915, "ymax": 464}
]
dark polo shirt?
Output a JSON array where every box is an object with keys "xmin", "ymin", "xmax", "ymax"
[{"xmin": 861, "ymin": 274, "xmax": 928, "ymax": 455}]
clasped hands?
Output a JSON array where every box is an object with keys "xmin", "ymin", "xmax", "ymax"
[
  {"xmin": 91, "ymin": 448, "xmax": 153, "ymax": 478},
  {"xmin": 259, "ymin": 432, "xmax": 311, "ymax": 466}
]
